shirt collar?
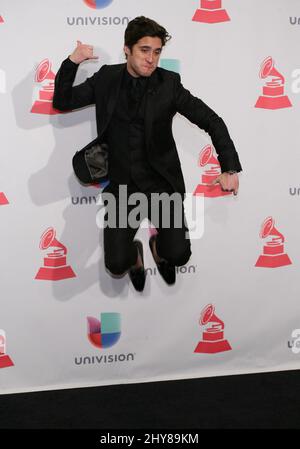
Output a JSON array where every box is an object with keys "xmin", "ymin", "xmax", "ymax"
[{"xmin": 124, "ymin": 68, "xmax": 149, "ymax": 86}]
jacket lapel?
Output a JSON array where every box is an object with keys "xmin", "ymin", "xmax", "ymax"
[
  {"xmin": 102, "ymin": 65, "xmax": 163, "ymax": 150},
  {"xmin": 105, "ymin": 64, "xmax": 125, "ymax": 126}
]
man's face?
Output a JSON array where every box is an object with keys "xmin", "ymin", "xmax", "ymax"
[{"xmin": 124, "ymin": 36, "xmax": 162, "ymax": 78}]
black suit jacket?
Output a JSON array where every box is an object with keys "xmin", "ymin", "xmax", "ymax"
[{"xmin": 53, "ymin": 58, "xmax": 242, "ymax": 194}]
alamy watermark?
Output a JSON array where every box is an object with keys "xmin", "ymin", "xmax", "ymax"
[{"xmin": 95, "ymin": 185, "xmax": 204, "ymax": 240}]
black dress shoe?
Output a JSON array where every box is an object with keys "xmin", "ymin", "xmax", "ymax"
[
  {"xmin": 129, "ymin": 240, "xmax": 146, "ymax": 292},
  {"xmin": 149, "ymin": 235, "xmax": 176, "ymax": 285}
]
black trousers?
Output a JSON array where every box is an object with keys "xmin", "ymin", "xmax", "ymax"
[{"xmin": 103, "ymin": 187, "xmax": 191, "ymax": 275}]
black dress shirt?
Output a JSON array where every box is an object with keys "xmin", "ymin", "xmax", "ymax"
[{"xmin": 103, "ymin": 68, "xmax": 173, "ymax": 195}]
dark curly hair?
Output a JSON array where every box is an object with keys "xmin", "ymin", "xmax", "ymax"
[{"xmin": 124, "ymin": 16, "xmax": 171, "ymax": 52}]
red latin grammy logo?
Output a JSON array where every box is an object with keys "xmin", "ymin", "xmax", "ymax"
[
  {"xmin": 31, "ymin": 59, "xmax": 61, "ymax": 115},
  {"xmin": 0, "ymin": 16, "xmax": 3, "ymax": 23},
  {"xmin": 192, "ymin": 0, "xmax": 230, "ymax": 24},
  {"xmin": 0, "ymin": 192, "xmax": 9, "ymax": 205},
  {"xmin": 35, "ymin": 227, "xmax": 76, "ymax": 281},
  {"xmin": 0, "ymin": 330, "xmax": 14, "ymax": 369},
  {"xmin": 193, "ymin": 144, "xmax": 232, "ymax": 197},
  {"xmin": 194, "ymin": 304, "xmax": 232, "ymax": 354},
  {"xmin": 255, "ymin": 216, "xmax": 292, "ymax": 268},
  {"xmin": 255, "ymin": 57, "xmax": 292, "ymax": 110}
]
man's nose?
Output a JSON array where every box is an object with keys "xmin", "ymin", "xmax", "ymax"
[{"xmin": 146, "ymin": 52, "xmax": 154, "ymax": 63}]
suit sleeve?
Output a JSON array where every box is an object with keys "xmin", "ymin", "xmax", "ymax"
[
  {"xmin": 173, "ymin": 73, "xmax": 242, "ymax": 173},
  {"xmin": 53, "ymin": 58, "xmax": 104, "ymax": 111}
]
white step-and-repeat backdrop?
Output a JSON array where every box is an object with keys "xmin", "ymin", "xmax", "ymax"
[{"xmin": 1, "ymin": 0, "xmax": 300, "ymax": 394}]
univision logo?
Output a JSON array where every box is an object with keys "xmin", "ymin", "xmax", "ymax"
[
  {"xmin": 72, "ymin": 195, "xmax": 98, "ymax": 205},
  {"xmin": 145, "ymin": 264, "xmax": 196, "ymax": 276},
  {"xmin": 71, "ymin": 180, "xmax": 109, "ymax": 205},
  {"xmin": 74, "ymin": 353, "xmax": 135, "ymax": 365},
  {"xmin": 87, "ymin": 313, "xmax": 121, "ymax": 348},
  {"xmin": 290, "ymin": 17, "xmax": 300, "ymax": 25},
  {"xmin": 289, "ymin": 187, "xmax": 300, "ymax": 196},
  {"xmin": 160, "ymin": 59, "xmax": 180, "ymax": 74},
  {"xmin": 288, "ymin": 329, "xmax": 300, "ymax": 354},
  {"xmin": 84, "ymin": 0, "xmax": 113, "ymax": 8},
  {"xmin": 74, "ymin": 312, "xmax": 135, "ymax": 366},
  {"xmin": 67, "ymin": 0, "xmax": 129, "ymax": 27}
]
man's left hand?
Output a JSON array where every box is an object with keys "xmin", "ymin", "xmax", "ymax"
[{"xmin": 211, "ymin": 172, "xmax": 239, "ymax": 195}]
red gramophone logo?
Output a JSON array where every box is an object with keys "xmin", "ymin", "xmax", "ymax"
[
  {"xmin": 255, "ymin": 216, "xmax": 292, "ymax": 268},
  {"xmin": 0, "ymin": 16, "xmax": 4, "ymax": 24},
  {"xmin": 193, "ymin": 144, "xmax": 231, "ymax": 197},
  {"xmin": 255, "ymin": 57, "xmax": 292, "ymax": 110},
  {"xmin": 0, "ymin": 330, "xmax": 14, "ymax": 369},
  {"xmin": 192, "ymin": 0, "xmax": 230, "ymax": 23},
  {"xmin": 31, "ymin": 59, "xmax": 60, "ymax": 115},
  {"xmin": 0, "ymin": 192, "xmax": 9, "ymax": 205},
  {"xmin": 35, "ymin": 227, "xmax": 76, "ymax": 281},
  {"xmin": 194, "ymin": 304, "xmax": 232, "ymax": 354}
]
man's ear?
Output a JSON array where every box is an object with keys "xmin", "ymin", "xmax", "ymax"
[{"xmin": 124, "ymin": 45, "xmax": 131, "ymax": 57}]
